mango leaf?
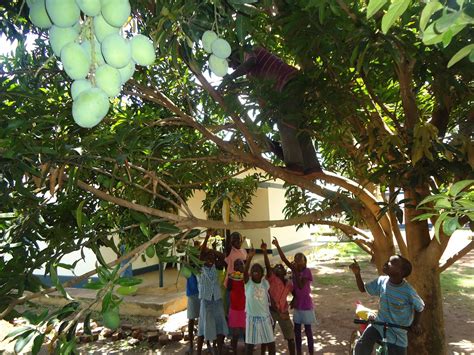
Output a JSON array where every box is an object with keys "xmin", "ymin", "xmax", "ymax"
[
  {"xmin": 412, "ymin": 212, "xmax": 436, "ymax": 221},
  {"xmin": 442, "ymin": 216, "xmax": 460, "ymax": 236},
  {"xmin": 6, "ymin": 326, "xmax": 33, "ymax": 339},
  {"xmin": 381, "ymin": 0, "xmax": 411, "ymax": 34},
  {"xmin": 76, "ymin": 200, "xmax": 86, "ymax": 231},
  {"xmin": 434, "ymin": 12, "xmax": 460, "ymax": 33},
  {"xmin": 448, "ymin": 44, "xmax": 474, "ymax": 67},
  {"xmin": 435, "ymin": 198, "xmax": 452, "ymax": 209},
  {"xmin": 449, "ymin": 180, "xmax": 474, "ymax": 196},
  {"xmin": 367, "ymin": 0, "xmax": 388, "ymax": 18},
  {"xmin": 31, "ymin": 333, "xmax": 46, "ymax": 355},
  {"xmin": 83, "ymin": 312, "xmax": 92, "ymax": 335},
  {"xmin": 139, "ymin": 223, "xmax": 150, "ymax": 237},
  {"xmin": 157, "ymin": 221, "xmax": 180, "ymax": 234},
  {"xmin": 50, "ymin": 264, "xmax": 73, "ymax": 300},
  {"xmin": 117, "ymin": 277, "xmax": 143, "ymax": 287},
  {"xmin": 417, "ymin": 194, "xmax": 446, "ymax": 206},
  {"xmin": 433, "ymin": 212, "xmax": 449, "ymax": 242},
  {"xmin": 14, "ymin": 330, "xmax": 36, "ymax": 354},
  {"xmin": 420, "ymin": 1, "xmax": 443, "ymax": 31}
]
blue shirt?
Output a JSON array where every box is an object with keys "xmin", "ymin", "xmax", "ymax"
[
  {"xmin": 245, "ymin": 279, "xmax": 271, "ymax": 317},
  {"xmin": 365, "ymin": 276, "xmax": 425, "ymax": 347},
  {"xmin": 197, "ymin": 265, "xmax": 222, "ymax": 301},
  {"xmin": 186, "ymin": 274, "xmax": 199, "ymax": 297}
]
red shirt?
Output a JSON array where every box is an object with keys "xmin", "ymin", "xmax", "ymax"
[
  {"xmin": 244, "ymin": 47, "xmax": 298, "ymax": 92},
  {"xmin": 229, "ymin": 277, "xmax": 245, "ymax": 311},
  {"xmin": 267, "ymin": 273, "xmax": 293, "ymax": 313}
]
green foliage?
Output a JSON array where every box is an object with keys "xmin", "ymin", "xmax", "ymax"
[{"xmin": 414, "ymin": 180, "xmax": 474, "ymax": 241}]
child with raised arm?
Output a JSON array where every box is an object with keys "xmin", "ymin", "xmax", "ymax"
[
  {"xmin": 244, "ymin": 248, "xmax": 275, "ymax": 355},
  {"xmin": 261, "ymin": 240, "xmax": 295, "ymax": 355},
  {"xmin": 349, "ymin": 255, "xmax": 424, "ymax": 355},
  {"xmin": 196, "ymin": 233, "xmax": 228, "ymax": 355},
  {"xmin": 227, "ymin": 258, "xmax": 246, "ymax": 353},
  {"xmin": 273, "ymin": 238, "xmax": 316, "ymax": 355}
]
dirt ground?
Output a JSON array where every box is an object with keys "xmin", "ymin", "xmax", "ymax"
[{"xmin": 1, "ymin": 246, "xmax": 473, "ymax": 354}]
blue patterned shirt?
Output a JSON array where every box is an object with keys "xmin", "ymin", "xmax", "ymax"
[
  {"xmin": 365, "ymin": 276, "xmax": 425, "ymax": 347},
  {"xmin": 197, "ymin": 265, "xmax": 221, "ymax": 301}
]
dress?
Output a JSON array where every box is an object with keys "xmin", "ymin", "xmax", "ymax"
[
  {"xmin": 292, "ymin": 267, "xmax": 317, "ymax": 325},
  {"xmin": 245, "ymin": 279, "xmax": 274, "ymax": 344},
  {"xmin": 196, "ymin": 265, "xmax": 228, "ymax": 341},
  {"xmin": 228, "ymin": 273, "xmax": 246, "ymax": 328}
]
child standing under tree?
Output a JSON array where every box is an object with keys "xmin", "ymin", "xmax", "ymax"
[
  {"xmin": 273, "ymin": 238, "xmax": 316, "ymax": 355},
  {"xmin": 244, "ymin": 248, "xmax": 275, "ymax": 355},
  {"xmin": 349, "ymin": 255, "xmax": 424, "ymax": 355},
  {"xmin": 227, "ymin": 258, "xmax": 246, "ymax": 353},
  {"xmin": 196, "ymin": 241, "xmax": 228, "ymax": 355},
  {"xmin": 261, "ymin": 240, "xmax": 295, "ymax": 355}
]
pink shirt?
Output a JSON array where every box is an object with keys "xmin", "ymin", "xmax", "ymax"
[
  {"xmin": 224, "ymin": 247, "xmax": 247, "ymax": 286},
  {"xmin": 267, "ymin": 273, "xmax": 293, "ymax": 313}
]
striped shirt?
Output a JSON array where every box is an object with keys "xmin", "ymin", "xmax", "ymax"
[
  {"xmin": 197, "ymin": 265, "xmax": 222, "ymax": 301},
  {"xmin": 244, "ymin": 47, "xmax": 298, "ymax": 92},
  {"xmin": 365, "ymin": 276, "xmax": 425, "ymax": 347}
]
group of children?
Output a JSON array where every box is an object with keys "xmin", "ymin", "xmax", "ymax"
[
  {"xmin": 185, "ymin": 230, "xmax": 424, "ymax": 355},
  {"xmin": 185, "ymin": 231, "xmax": 316, "ymax": 355}
]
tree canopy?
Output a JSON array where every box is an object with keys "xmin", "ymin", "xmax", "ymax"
[{"xmin": 0, "ymin": 0, "xmax": 473, "ymax": 353}]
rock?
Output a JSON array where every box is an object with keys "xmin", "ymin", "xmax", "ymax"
[
  {"xmin": 146, "ymin": 331, "xmax": 160, "ymax": 342},
  {"xmin": 158, "ymin": 334, "xmax": 169, "ymax": 346},
  {"xmin": 91, "ymin": 326, "xmax": 103, "ymax": 335},
  {"xmin": 120, "ymin": 323, "xmax": 133, "ymax": 331},
  {"xmin": 127, "ymin": 337, "xmax": 140, "ymax": 346},
  {"xmin": 131, "ymin": 329, "xmax": 144, "ymax": 340},
  {"xmin": 111, "ymin": 331, "xmax": 124, "ymax": 341},
  {"xmin": 169, "ymin": 331, "xmax": 183, "ymax": 342},
  {"xmin": 101, "ymin": 328, "xmax": 115, "ymax": 338}
]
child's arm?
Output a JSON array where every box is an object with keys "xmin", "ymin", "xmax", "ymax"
[
  {"xmin": 261, "ymin": 240, "xmax": 272, "ymax": 277},
  {"xmin": 243, "ymin": 248, "xmax": 256, "ymax": 283},
  {"xmin": 349, "ymin": 259, "xmax": 366, "ymax": 293},
  {"xmin": 227, "ymin": 278, "xmax": 233, "ymax": 292},
  {"xmin": 272, "ymin": 237, "xmax": 292, "ymax": 270},
  {"xmin": 410, "ymin": 310, "xmax": 423, "ymax": 334}
]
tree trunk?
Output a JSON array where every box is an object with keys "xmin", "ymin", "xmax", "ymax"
[{"xmin": 407, "ymin": 251, "xmax": 446, "ymax": 355}]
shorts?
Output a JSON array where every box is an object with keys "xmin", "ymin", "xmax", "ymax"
[
  {"xmin": 270, "ymin": 309, "xmax": 294, "ymax": 340},
  {"xmin": 187, "ymin": 294, "xmax": 200, "ymax": 319}
]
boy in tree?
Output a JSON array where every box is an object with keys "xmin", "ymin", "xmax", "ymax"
[
  {"xmin": 349, "ymin": 255, "xmax": 424, "ymax": 355},
  {"xmin": 219, "ymin": 46, "xmax": 322, "ymax": 178}
]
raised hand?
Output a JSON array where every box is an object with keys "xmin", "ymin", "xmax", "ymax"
[
  {"xmin": 261, "ymin": 239, "xmax": 267, "ymax": 251},
  {"xmin": 272, "ymin": 237, "xmax": 280, "ymax": 247},
  {"xmin": 248, "ymin": 247, "xmax": 256, "ymax": 258},
  {"xmin": 349, "ymin": 259, "xmax": 361, "ymax": 274}
]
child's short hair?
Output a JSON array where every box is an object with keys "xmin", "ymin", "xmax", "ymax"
[
  {"xmin": 230, "ymin": 231, "xmax": 242, "ymax": 241},
  {"xmin": 251, "ymin": 263, "xmax": 264, "ymax": 274},
  {"xmin": 397, "ymin": 255, "xmax": 412, "ymax": 278}
]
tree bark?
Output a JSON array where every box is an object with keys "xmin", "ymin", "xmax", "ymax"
[{"xmin": 408, "ymin": 250, "xmax": 446, "ymax": 355}]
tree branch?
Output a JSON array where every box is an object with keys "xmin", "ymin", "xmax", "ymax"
[{"xmin": 439, "ymin": 240, "xmax": 474, "ymax": 273}]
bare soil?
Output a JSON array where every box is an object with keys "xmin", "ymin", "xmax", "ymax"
[{"xmin": 1, "ymin": 249, "xmax": 472, "ymax": 354}]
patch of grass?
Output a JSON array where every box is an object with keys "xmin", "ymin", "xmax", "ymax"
[
  {"xmin": 312, "ymin": 241, "xmax": 369, "ymax": 262},
  {"xmin": 440, "ymin": 264, "xmax": 474, "ymax": 312}
]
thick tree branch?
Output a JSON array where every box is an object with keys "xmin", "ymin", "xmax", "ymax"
[{"xmin": 439, "ymin": 240, "xmax": 474, "ymax": 273}]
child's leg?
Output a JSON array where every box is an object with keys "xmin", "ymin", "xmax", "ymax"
[
  {"xmin": 266, "ymin": 342, "xmax": 276, "ymax": 355},
  {"xmin": 196, "ymin": 335, "xmax": 204, "ymax": 355},
  {"xmin": 287, "ymin": 339, "xmax": 296, "ymax": 355},
  {"xmin": 294, "ymin": 323, "xmax": 302, "ymax": 355},
  {"xmin": 216, "ymin": 334, "xmax": 225, "ymax": 354},
  {"xmin": 245, "ymin": 343, "xmax": 254, "ymax": 355},
  {"xmin": 231, "ymin": 328, "xmax": 239, "ymax": 353},
  {"xmin": 304, "ymin": 324, "xmax": 314, "ymax": 355},
  {"xmin": 187, "ymin": 318, "xmax": 195, "ymax": 352},
  {"xmin": 354, "ymin": 326, "xmax": 380, "ymax": 355},
  {"xmin": 261, "ymin": 343, "xmax": 267, "ymax": 354}
]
